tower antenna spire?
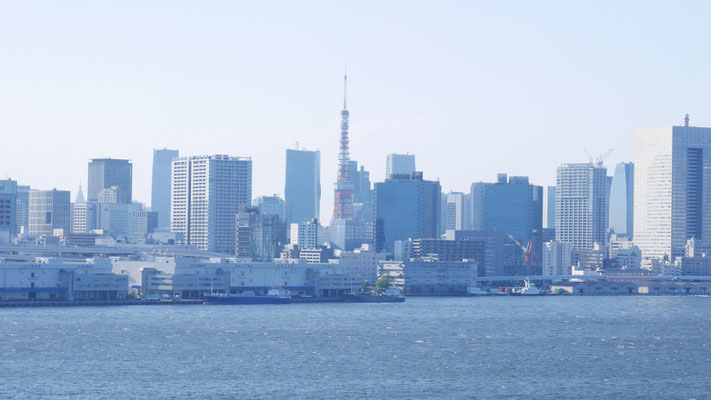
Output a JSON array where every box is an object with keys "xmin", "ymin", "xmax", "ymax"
[{"xmin": 343, "ymin": 65, "xmax": 348, "ymax": 110}]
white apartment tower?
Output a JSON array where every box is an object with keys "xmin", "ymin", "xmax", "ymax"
[
  {"xmin": 542, "ymin": 240, "xmax": 573, "ymax": 276},
  {"xmin": 634, "ymin": 121, "xmax": 711, "ymax": 261},
  {"xmin": 170, "ymin": 155, "xmax": 252, "ymax": 254},
  {"xmin": 555, "ymin": 163, "xmax": 608, "ymax": 251}
]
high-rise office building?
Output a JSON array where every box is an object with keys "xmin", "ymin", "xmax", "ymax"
[
  {"xmin": 151, "ymin": 148, "xmax": 179, "ymax": 228},
  {"xmin": 0, "ymin": 179, "xmax": 17, "ymax": 240},
  {"xmin": 290, "ymin": 219, "xmax": 318, "ymax": 249},
  {"xmin": 15, "ymin": 185, "xmax": 30, "ymax": 236},
  {"xmin": 170, "ymin": 155, "xmax": 252, "ymax": 254},
  {"xmin": 374, "ymin": 172, "xmax": 441, "ymax": 252},
  {"xmin": 285, "ymin": 148, "xmax": 321, "ymax": 224},
  {"xmin": 28, "ymin": 189, "xmax": 71, "ymax": 237},
  {"xmin": 479, "ymin": 174, "xmax": 543, "ymax": 270},
  {"xmin": 444, "ymin": 192, "xmax": 467, "ymax": 231},
  {"xmin": 385, "ymin": 153, "xmax": 416, "ymax": 179},
  {"xmin": 87, "ymin": 158, "xmax": 133, "ymax": 204},
  {"xmin": 253, "ymin": 196, "xmax": 286, "ymax": 222},
  {"xmin": 542, "ymin": 241, "xmax": 573, "ymax": 276},
  {"xmin": 609, "ymin": 162, "xmax": 634, "ymax": 237},
  {"xmin": 634, "ymin": 121, "xmax": 711, "ymax": 261},
  {"xmin": 555, "ymin": 163, "xmax": 608, "ymax": 251}
]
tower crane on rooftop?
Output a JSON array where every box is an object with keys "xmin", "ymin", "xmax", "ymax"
[{"xmin": 504, "ymin": 231, "xmax": 533, "ymax": 264}]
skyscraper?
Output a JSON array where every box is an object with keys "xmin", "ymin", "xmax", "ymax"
[
  {"xmin": 555, "ymin": 163, "xmax": 608, "ymax": 251},
  {"xmin": 285, "ymin": 148, "xmax": 321, "ymax": 224},
  {"xmin": 253, "ymin": 196, "xmax": 286, "ymax": 222},
  {"xmin": 609, "ymin": 162, "xmax": 634, "ymax": 237},
  {"xmin": 634, "ymin": 121, "xmax": 711, "ymax": 261},
  {"xmin": 170, "ymin": 155, "xmax": 252, "ymax": 254},
  {"xmin": 386, "ymin": 153, "xmax": 416, "ymax": 179},
  {"xmin": 374, "ymin": 172, "xmax": 441, "ymax": 252},
  {"xmin": 444, "ymin": 192, "xmax": 467, "ymax": 231},
  {"xmin": 15, "ymin": 185, "xmax": 29, "ymax": 236},
  {"xmin": 87, "ymin": 158, "xmax": 133, "ymax": 204},
  {"xmin": 28, "ymin": 189, "xmax": 71, "ymax": 237},
  {"xmin": 151, "ymin": 148, "xmax": 179, "ymax": 228},
  {"xmin": 544, "ymin": 186, "xmax": 556, "ymax": 230},
  {"xmin": 236, "ymin": 208, "xmax": 286, "ymax": 261}
]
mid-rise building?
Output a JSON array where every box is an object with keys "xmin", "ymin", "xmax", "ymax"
[
  {"xmin": 71, "ymin": 202, "xmax": 98, "ymax": 234},
  {"xmin": 0, "ymin": 179, "xmax": 17, "ymax": 241},
  {"xmin": 634, "ymin": 121, "xmax": 711, "ymax": 261},
  {"xmin": 235, "ymin": 208, "xmax": 286, "ymax": 261},
  {"xmin": 87, "ymin": 158, "xmax": 133, "ymax": 204},
  {"xmin": 444, "ymin": 192, "xmax": 467, "ymax": 232},
  {"xmin": 285, "ymin": 148, "xmax": 321, "ymax": 224},
  {"xmin": 556, "ymin": 163, "xmax": 608, "ymax": 251},
  {"xmin": 290, "ymin": 219, "xmax": 318, "ymax": 249},
  {"xmin": 378, "ymin": 259, "xmax": 477, "ymax": 295},
  {"xmin": 151, "ymin": 148, "xmax": 179, "ymax": 228},
  {"xmin": 542, "ymin": 241, "xmax": 573, "ymax": 276},
  {"xmin": 28, "ymin": 189, "xmax": 71, "ymax": 238},
  {"xmin": 170, "ymin": 155, "xmax": 252, "ymax": 254},
  {"xmin": 374, "ymin": 172, "xmax": 441, "ymax": 253},
  {"xmin": 544, "ymin": 186, "xmax": 556, "ymax": 230},
  {"xmin": 385, "ymin": 153, "xmax": 416, "ymax": 179}
]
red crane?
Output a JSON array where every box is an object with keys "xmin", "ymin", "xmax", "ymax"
[{"xmin": 504, "ymin": 231, "xmax": 533, "ymax": 264}]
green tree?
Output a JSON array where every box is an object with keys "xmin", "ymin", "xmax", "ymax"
[{"xmin": 375, "ymin": 275, "xmax": 391, "ymax": 294}]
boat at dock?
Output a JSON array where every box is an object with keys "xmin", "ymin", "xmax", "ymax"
[
  {"xmin": 509, "ymin": 280, "xmax": 544, "ymax": 296},
  {"xmin": 343, "ymin": 287, "xmax": 406, "ymax": 303},
  {"xmin": 203, "ymin": 287, "xmax": 292, "ymax": 305},
  {"xmin": 466, "ymin": 284, "xmax": 494, "ymax": 296}
]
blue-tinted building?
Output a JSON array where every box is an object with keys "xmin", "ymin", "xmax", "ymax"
[
  {"xmin": 151, "ymin": 148, "xmax": 179, "ymax": 228},
  {"xmin": 609, "ymin": 162, "xmax": 634, "ymax": 237},
  {"xmin": 0, "ymin": 179, "xmax": 18, "ymax": 240},
  {"xmin": 375, "ymin": 172, "xmax": 441, "ymax": 253},
  {"xmin": 285, "ymin": 148, "xmax": 321, "ymax": 224},
  {"xmin": 481, "ymin": 174, "xmax": 543, "ymax": 271}
]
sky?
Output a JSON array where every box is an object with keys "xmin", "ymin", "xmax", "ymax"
[{"xmin": 1, "ymin": 1, "xmax": 711, "ymax": 223}]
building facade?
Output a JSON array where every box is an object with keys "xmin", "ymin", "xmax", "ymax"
[
  {"xmin": 87, "ymin": 158, "xmax": 133, "ymax": 204},
  {"xmin": 28, "ymin": 189, "xmax": 71, "ymax": 237},
  {"xmin": 634, "ymin": 125, "xmax": 711, "ymax": 261},
  {"xmin": 151, "ymin": 148, "xmax": 179, "ymax": 228},
  {"xmin": 374, "ymin": 172, "xmax": 441, "ymax": 253},
  {"xmin": 555, "ymin": 163, "xmax": 608, "ymax": 251},
  {"xmin": 285, "ymin": 148, "xmax": 321, "ymax": 224},
  {"xmin": 609, "ymin": 162, "xmax": 634, "ymax": 237},
  {"xmin": 0, "ymin": 179, "xmax": 17, "ymax": 240},
  {"xmin": 170, "ymin": 155, "xmax": 253, "ymax": 254},
  {"xmin": 385, "ymin": 153, "xmax": 416, "ymax": 179}
]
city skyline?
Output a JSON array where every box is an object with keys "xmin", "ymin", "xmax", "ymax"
[{"xmin": 3, "ymin": 2, "xmax": 711, "ymax": 223}]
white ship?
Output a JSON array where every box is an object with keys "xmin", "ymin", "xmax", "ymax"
[{"xmin": 511, "ymin": 280, "xmax": 544, "ymax": 296}]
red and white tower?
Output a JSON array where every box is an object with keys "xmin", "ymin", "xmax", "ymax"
[{"xmin": 332, "ymin": 72, "xmax": 355, "ymax": 221}]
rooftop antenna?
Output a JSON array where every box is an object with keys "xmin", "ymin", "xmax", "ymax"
[
  {"xmin": 684, "ymin": 113, "xmax": 690, "ymax": 127},
  {"xmin": 343, "ymin": 65, "xmax": 348, "ymax": 110}
]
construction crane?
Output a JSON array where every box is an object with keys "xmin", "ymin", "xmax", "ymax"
[
  {"xmin": 583, "ymin": 147, "xmax": 614, "ymax": 166},
  {"xmin": 504, "ymin": 231, "xmax": 533, "ymax": 264}
]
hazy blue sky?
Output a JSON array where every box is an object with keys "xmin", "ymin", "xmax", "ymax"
[{"xmin": 1, "ymin": 1, "xmax": 710, "ymax": 223}]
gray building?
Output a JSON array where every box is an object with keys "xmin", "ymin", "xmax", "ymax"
[
  {"xmin": 88, "ymin": 158, "xmax": 133, "ymax": 204},
  {"xmin": 28, "ymin": 189, "xmax": 71, "ymax": 237},
  {"xmin": 285, "ymin": 148, "xmax": 321, "ymax": 224},
  {"xmin": 609, "ymin": 162, "xmax": 634, "ymax": 237},
  {"xmin": 236, "ymin": 208, "xmax": 286, "ymax": 261},
  {"xmin": 544, "ymin": 186, "xmax": 556, "ymax": 230},
  {"xmin": 253, "ymin": 196, "xmax": 286, "ymax": 222},
  {"xmin": 15, "ymin": 185, "xmax": 29, "ymax": 236},
  {"xmin": 151, "ymin": 148, "xmax": 179, "ymax": 228},
  {"xmin": 385, "ymin": 153, "xmax": 416, "ymax": 179},
  {"xmin": 170, "ymin": 155, "xmax": 252, "ymax": 254},
  {"xmin": 71, "ymin": 201, "xmax": 98, "ymax": 234},
  {"xmin": 556, "ymin": 163, "xmax": 608, "ymax": 251}
]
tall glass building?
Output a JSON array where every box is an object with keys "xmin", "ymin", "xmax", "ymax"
[
  {"xmin": 374, "ymin": 172, "xmax": 441, "ymax": 252},
  {"xmin": 0, "ymin": 179, "xmax": 17, "ymax": 239},
  {"xmin": 284, "ymin": 148, "xmax": 321, "ymax": 224},
  {"xmin": 151, "ymin": 148, "xmax": 179, "ymax": 228},
  {"xmin": 481, "ymin": 174, "xmax": 543, "ymax": 267},
  {"xmin": 556, "ymin": 163, "xmax": 608, "ymax": 251},
  {"xmin": 28, "ymin": 189, "xmax": 71, "ymax": 237},
  {"xmin": 88, "ymin": 158, "xmax": 133, "ymax": 204},
  {"xmin": 608, "ymin": 162, "xmax": 634, "ymax": 237},
  {"xmin": 634, "ymin": 124, "xmax": 711, "ymax": 261}
]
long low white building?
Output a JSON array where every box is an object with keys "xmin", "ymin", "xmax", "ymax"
[
  {"xmin": 378, "ymin": 259, "xmax": 478, "ymax": 296},
  {"xmin": 0, "ymin": 258, "xmax": 129, "ymax": 301},
  {"xmin": 133, "ymin": 257, "xmax": 361, "ymax": 299}
]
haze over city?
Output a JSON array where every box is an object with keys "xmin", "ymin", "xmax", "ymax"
[{"xmin": 2, "ymin": 1, "xmax": 711, "ymax": 223}]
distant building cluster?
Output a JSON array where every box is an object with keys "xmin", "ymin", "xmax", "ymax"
[{"xmin": 1, "ymin": 79, "xmax": 710, "ymax": 302}]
